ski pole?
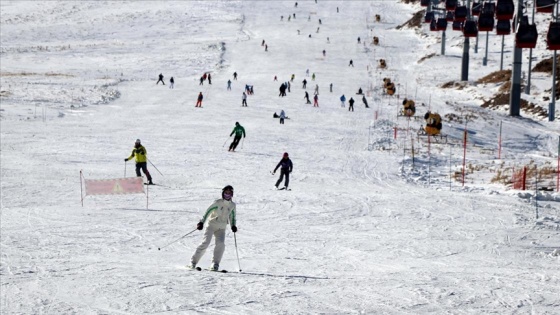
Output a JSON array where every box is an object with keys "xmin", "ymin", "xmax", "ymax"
[
  {"xmin": 222, "ymin": 136, "xmax": 231, "ymax": 147},
  {"xmin": 241, "ymin": 138, "xmax": 244, "ymax": 149},
  {"xmin": 157, "ymin": 228, "xmax": 198, "ymax": 251},
  {"xmin": 147, "ymin": 158, "xmax": 164, "ymax": 176},
  {"xmin": 234, "ymin": 232, "xmax": 242, "ymax": 272}
]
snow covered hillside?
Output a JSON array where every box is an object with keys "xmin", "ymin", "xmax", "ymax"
[{"xmin": 1, "ymin": 1, "xmax": 559, "ymax": 314}]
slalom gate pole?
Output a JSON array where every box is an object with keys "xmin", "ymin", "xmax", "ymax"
[
  {"xmin": 157, "ymin": 228, "xmax": 198, "ymax": 251},
  {"xmin": 124, "ymin": 161, "xmax": 127, "ymax": 177},
  {"xmin": 148, "ymin": 159, "xmax": 164, "ymax": 176},
  {"xmin": 234, "ymin": 232, "xmax": 242, "ymax": 272}
]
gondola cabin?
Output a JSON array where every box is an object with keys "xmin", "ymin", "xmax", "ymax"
[
  {"xmin": 516, "ymin": 22, "xmax": 538, "ymax": 49},
  {"xmin": 445, "ymin": 0, "xmax": 458, "ymax": 11},
  {"xmin": 495, "ymin": 0, "xmax": 514, "ymax": 20},
  {"xmin": 430, "ymin": 19, "xmax": 438, "ymax": 31},
  {"xmin": 496, "ymin": 19, "xmax": 511, "ymax": 35},
  {"xmin": 547, "ymin": 22, "xmax": 560, "ymax": 50},
  {"xmin": 421, "ymin": 0, "xmax": 430, "ymax": 7},
  {"xmin": 454, "ymin": 6, "xmax": 468, "ymax": 22},
  {"xmin": 478, "ymin": 12, "xmax": 495, "ymax": 32},
  {"xmin": 463, "ymin": 20, "xmax": 478, "ymax": 37},
  {"xmin": 437, "ymin": 18, "xmax": 448, "ymax": 31},
  {"xmin": 483, "ymin": 2, "xmax": 496, "ymax": 14},
  {"xmin": 425, "ymin": 11, "xmax": 435, "ymax": 23},
  {"xmin": 536, "ymin": 0, "xmax": 555, "ymax": 13},
  {"xmin": 452, "ymin": 21, "xmax": 463, "ymax": 31},
  {"xmin": 446, "ymin": 11, "xmax": 455, "ymax": 22},
  {"xmin": 471, "ymin": 2, "xmax": 482, "ymax": 16}
]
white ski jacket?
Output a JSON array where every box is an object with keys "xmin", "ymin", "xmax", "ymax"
[{"xmin": 200, "ymin": 198, "xmax": 236, "ymax": 229}]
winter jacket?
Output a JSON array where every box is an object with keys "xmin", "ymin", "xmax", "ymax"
[
  {"xmin": 340, "ymin": 95, "xmax": 346, "ymax": 102},
  {"xmin": 127, "ymin": 145, "xmax": 147, "ymax": 163},
  {"xmin": 274, "ymin": 158, "xmax": 293, "ymax": 173},
  {"xmin": 280, "ymin": 110, "xmax": 286, "ymax": 119},
  {"xmin": 200, "ymin": 199, "xmax": 236, "ymax": 229},
  {"xmin": 230, "ymin": 125, "xmax": 246, "ymax": 137}
]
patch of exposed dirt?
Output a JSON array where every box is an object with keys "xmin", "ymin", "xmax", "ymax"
[
  {"xmin": 476, "ymin": 70, "xmax": 511, "ymax": 84},
  {"xmin": 418, "ymin": 53, "xmax": 436, "ymax": 63},
  {"xmin": 441, "ymin": 81, "xmax": 468, "ymax": 89},
  {"xmin": 481, "ymin": 93, "xmax": 548, "ymax": 118},
  {"xmin": 532, "ymin": 55, "xmax": 560, "ymax": 74},
  {"xmin": 397, "ymin": 10, "xmax": 424, "ymax": 30}
]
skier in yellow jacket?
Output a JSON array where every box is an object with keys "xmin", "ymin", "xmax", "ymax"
[{"xmin": 124, "ymin": 139, "xmax": 153, "ymax": 185}]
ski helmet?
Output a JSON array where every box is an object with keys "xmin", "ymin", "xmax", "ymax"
[
  {"xmin": 135, "ymin": 139, "xmax": 141, "ymax": 144},
  {"xmin": 235, "ymin": 122, "xmax": 240, "ymax": 126},
  {"xmin": 283, "ymin": 152, "xmax": 289, "ymax": 157}
]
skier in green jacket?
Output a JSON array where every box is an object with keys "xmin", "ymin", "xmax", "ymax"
[{"xmin": 228, "ymin": 122, "xmax": 246, "ymax": 152}]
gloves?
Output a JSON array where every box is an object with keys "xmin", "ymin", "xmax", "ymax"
[
  {"xmin": 124, "ymin": 158, "xmax": 129, "ymax": 162},
  {"xmin": 231, "ymin": 225, "xmax": 237, "ymax": 233},
  {"xmin": 197, "ymin": 222, "xmax": 203, "ymax": 230}
]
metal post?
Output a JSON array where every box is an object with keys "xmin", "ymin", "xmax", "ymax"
[
  {"xmin": 483, "ymin": 31, "xmax": 489, "ymax": 65},
  {"xmin": 475, "ymin": 29, "xmax": 479, "ymax": 53},
  {"xmin": 551, "ymin": 49, "xmax": 557, "ymax": 121},
  {"xmin": 509, "ymin": 0, "xmax": 524, "ymax": 117},
  {"xmin": 441, "ymin": 30, "xmax": 446, "ymax": 55},
  {"xmin": 461, "ymin": 0, "xmax": 472, "ymax": 81},
  {"xmin": 525, "ymin": 3, "xmax": 535, "ymax": 94},
  {"xmin": 500, "ymin": 35, "xmax": 505, "ymax": 71},
  {"xmin": 550, "ymin": 3, "xmax": 558, "ymax": 122}
]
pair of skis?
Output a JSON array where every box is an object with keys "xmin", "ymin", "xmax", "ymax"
[{"xmin": 190, "ymin": 266, "xmax": 228, "ymax": 273}]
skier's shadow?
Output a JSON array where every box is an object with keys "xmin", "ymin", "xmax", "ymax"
[{"xmin": 237, "ymin": 271, "xmax": 330, "ymax": 281}]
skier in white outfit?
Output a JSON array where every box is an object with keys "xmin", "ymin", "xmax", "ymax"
[{"xmin": 188, "ymin": 185, "xmax": 237, "ymax": 271}]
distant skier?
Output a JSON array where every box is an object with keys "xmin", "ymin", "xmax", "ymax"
[
  {"xmin": 348, "ymin": 97, "xmax": 355, "ymax": 112},
  {"xmin": 302, "ymin": 79, "xmax": 307, "ymax": 89},
  {"xmin": 357, "ymin": 37, "xmax": 361, "ymax": 44},
  {"xmin": 233, "ymin": 72, "xmax": 238, "ymax": 80},
  {"xmin": 228, "ymin": 122, "xmax": 246, "ymax": 152},
  {"xmin": 313, "ymin": 94, "xmax": 319, "ymax": 107},
  {"xmin": 312, "ymin": 73, "xmax": 316, "ymax": 81},
  {"xmin": 227, "ymin": 79, "xmax": 232, "ymax": 90},
  {"xmin": 314, "ymin": 84, "xmax": 319, "ymax": 95},
  {"xmin": 291, "ymin": 74, "xmax": 295, "ymax": 82},
  {"xmin": 279, "ymin": 110, "xmax": 286, "ymax": 124},
  {"xmin": 199, "ymin": 76, "xmax": 204, "ymax": 85},
  {"xmin": 157, "ymin": 73, "xmax": 165, "ymax": 85},
  {"xmin": 340, "ymin": 94, "xmax": 346, "ymax": 107},
  {"xmin": 349, "ymin": 59, "xmax": 354, "ymax": 67},
  {"xmin": 330, "ymin": 83, "xmax": 333, "ymax": 92},
  {"xmin": 262, "ymin": 39, "xmax": 265, "ymax": 46},
  {"xmin": 279, "ymin": 83, "xmax": 287, "ymax": 97},
  {"xmin": 304, "ymin": 91, "xmax": 311, "ymax": 104},
  {"xmin": 306, "ymin": 69, "xmax": 310, "ymax": 77},
  {"xmin": 124, "ymin": 139, "xmax": 153, "ymax": 185},
  {"xmin": 208, "ymin": 73, "xmax": 212, "ymax": 85},
  {"xmin": 322, "ymin": 49, "xmax": 326, "ymax": 57},
  {"xmin": 357, "ymin": 87, "xmax": 363, "ymax": 94},
  {"xmin": 196, "ymin": 92, "xmax": 203, "ymax": 107},
  {"xmin": 169, "ymin": 77, "xmax": 174, "ymax": 89},
  {"xmin": 242, "ymin": 92, "xmax": 247, "ymax": 107},
  {"xmin": 272, "ymin": 152, "xmax": 293, "ymax": 190},
  {"xmin": 362, "ymin": 95, "xmax": 369, "ymax": 108},
  {"xmin": 187, "ymin": 185, "xmax": 237, "ymax": 272}
]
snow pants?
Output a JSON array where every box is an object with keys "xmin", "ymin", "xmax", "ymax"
[
  {"xmin": 229, "ymin": 135, "xmax": 242, "ymax": 151},
  {"xmin": 135, "ymin": 162, "xmax": 152, "ymax": 182},
  {"xmin": 190, "ymin": 226, "xmax": 226, "ymax": 266},
  {"xmin": 275, "ymin": 169, "xmax": 290, "ymax": 188}
]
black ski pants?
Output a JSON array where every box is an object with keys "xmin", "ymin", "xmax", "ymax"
[
  {"xmin": 229, "ymin": 135, "xmax": 242, "ymax": 151},
  {"xmin": 275, "ymin": 169, "xmax": 290, "ymax": 188},
  {"xmin": 136, "ymin": 162, "xmax": 152, "ymax": 181}
]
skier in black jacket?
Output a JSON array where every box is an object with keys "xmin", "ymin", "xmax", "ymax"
[{"xmin": 272, "ymin": 152, "xmax": 293, "ymax": 190}]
